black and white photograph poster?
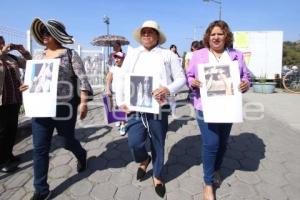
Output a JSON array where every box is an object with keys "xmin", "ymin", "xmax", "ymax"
[
  {"xmin": 23, "ymin": 59, "xmax": 60, "ymax": 117},
  {"xmin": 204, "ymin": 65, "xmax": 234, "ymax": 97},
  {"xmin": 125, "ymin": 74, "xmax": 159, "ymax": 114},
  {"xmin": 198, "ymin": 61, "xmax": 243, "ymax": 123}
]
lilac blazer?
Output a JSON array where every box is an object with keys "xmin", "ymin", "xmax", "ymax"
[{"xmin": 186, "ymin": 48, "xmax": 250, "ymax": 111}]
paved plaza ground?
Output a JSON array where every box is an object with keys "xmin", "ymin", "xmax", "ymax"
[{"xmin": 0, "ymin": 89, "xmax": 299, "ymax": 200}]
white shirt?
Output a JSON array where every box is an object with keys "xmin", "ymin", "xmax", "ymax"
[
  {"xmin": 115, "ymin": 46, "xmax": 186, "ymax": 106},
  {"xmin": 185, "ymin": 51, "xmax": 193, "ymax": 61},
  {"xmin": 208, "ymin": 50, "xmax": 232, "ymax": 64},
  {"xmin": 109, "ymin": 65, "xmax": 122, "ymax": 93}
]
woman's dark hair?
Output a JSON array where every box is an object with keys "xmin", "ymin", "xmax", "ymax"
[
  {"xmin": 190, "ymin": 40, "xmax": 204, "ymax": 51},
  {"xmin": 170, "ymin": 44, "xmax": 177, "ymax": 49},
  {"xmin": 203, "ymin": 20, "xmax": 233, "ymax": 49},
  {"xmin": 170, "ymin": 44, "xmax": 180, "ymax": 57},
  {"xmin": 113, "ymin": 41, "xmax": 123, "ymax": 52},
  {"xmin": 0, "ymin": 36, "xmax": 5, "ymax": 44}
]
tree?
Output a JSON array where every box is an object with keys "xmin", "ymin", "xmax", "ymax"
[{"xmin": 283, "ymin": 41, "xmax": 300, "ymax": 66}]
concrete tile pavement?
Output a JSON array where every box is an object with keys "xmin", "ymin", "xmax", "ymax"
[{"xmin": 0, "ymin": 89, "xmax": 299, "ymax": 199}]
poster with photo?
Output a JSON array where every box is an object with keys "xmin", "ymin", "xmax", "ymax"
[
  {"xmin": 125, "ymin": 74, "xmax": 159, "ymax": 114},
  {"xmin": 198, "ymin": 61, "xmax": 243, "ymax": 123},
  {"xmin": 23, "ymin": 59, "xmax": 60, "ymax": 117},
  {"xmin": 81, "ymin": 50, "xmax": 104, "ymax": 88}
]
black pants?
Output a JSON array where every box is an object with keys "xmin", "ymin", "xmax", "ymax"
[{"xmin": 0, "ymin": 104, "xmax": 20, "ymax": 165}]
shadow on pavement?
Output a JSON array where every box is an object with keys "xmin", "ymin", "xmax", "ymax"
[
  {"xmin": 168, "ymin": 115, "xmax": 195, "ymax": 132},
  {"xmin": 222, "ymin": 132, "xmax": 266, "ymax": 180},
  {"xmin": 16, "ymin": 119, "xmax": 32, "ymax": 144},
  {"xmin": 75, "ymin": 125, "xmax": 112, "ymax": 143},
  {"xmin": 51, "ymin": 137, "xmax": 130, "ymax": 198},
  {"xmin": 165, "ymin": 132, "xmax": 265, "ymax": 184},
  {"xmin": 0, "ymin": 126, "xmax": 108, "ymax": 181}
]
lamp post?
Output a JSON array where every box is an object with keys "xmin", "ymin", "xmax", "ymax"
[
  {"xmin": 102, "ymin": 15, "xmax": 110, "ymax": 84},
  {"xmin": 203, "ymin": 0, "xmax": 222, "ymax": 20},
  {"xmin": 103, "ymin": 15, "xmax": 110, "ymax": 35},
  {"xmin": 102, "ymin": 15, "xmax": 110, "ymax": 57}
]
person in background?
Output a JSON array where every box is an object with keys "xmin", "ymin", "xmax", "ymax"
[
  {"xmin": 115, "ymin": 20, "xmax": 186, "ymax": 198},
  {"xmin": 186, "ymin": 20, "xmax": 250, "ymax": 200},
  {"xmin": 184, "ymin": 40, "xmax": 204, "ymax": 72},
  {"xmin": 170, "ymin": 44, "xmax": 180, "ymax": 57},
  {"xmin": 20, "ymin": 18, "xmax": 93, "ymax": 200},
  {"xmin": 108, "ymin": 41, "xmax": 123, "ymax": 66},
  {"xmin": 184, "ymin": 40, "xmax": 204, "ymax": 102},
  {"xmin": 169, "ymin": 44, "xmax": 182, "ymax": 117},
  {"xmin": 105, "ymin": 51, "xmax": 127, "ymax": 136},
  {"xmin": 0, "ymin": 36, "xmax": 32, "ymax": 173}
]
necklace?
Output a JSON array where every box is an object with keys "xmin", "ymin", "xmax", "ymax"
[{"xmin": 210, "ymin": 49, "xmax": 224, "ymax": 62}]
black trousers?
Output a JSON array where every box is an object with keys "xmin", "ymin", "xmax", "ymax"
[{"xmin": 0, "ymin": 104, "xmax": 20, "ymax": 165}]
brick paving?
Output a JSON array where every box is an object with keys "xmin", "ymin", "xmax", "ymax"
[{"xmin": 0, "ymin": 89, "xmax": 299, "ymax": 200}]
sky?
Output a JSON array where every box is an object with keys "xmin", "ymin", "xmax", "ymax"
[{"xmin": 1, "ymin": 0, "xmax": 300, "ymax": 55}]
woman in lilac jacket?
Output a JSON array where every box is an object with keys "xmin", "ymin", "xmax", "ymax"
[{"xmin": 186, "ymin": 20, "xmax": 250, "ymax": 200}]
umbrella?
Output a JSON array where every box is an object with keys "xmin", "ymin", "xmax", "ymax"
[{"xmin": 91, "ymin": 34, "xmax": 130, "ymax": 46}]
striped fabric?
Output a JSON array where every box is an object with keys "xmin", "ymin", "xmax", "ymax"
[{"xmin": 31, "ymin": 18, "xmax": 74, "ymax": 45}]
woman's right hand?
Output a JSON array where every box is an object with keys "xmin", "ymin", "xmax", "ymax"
[
  {"xmin": 119, "ymin": 104, "xmax": 130, "ymax": 114},
  {"xmin": 191, "ymin": 79, "xmax": 202, "ymax": 88},
  {"xmin": 106, "ymin": 89, "xmax": 112, "ymax": 97},
  {"xmin": 19, "ymin": 84, "xmax": 29, "ymax": 92}
]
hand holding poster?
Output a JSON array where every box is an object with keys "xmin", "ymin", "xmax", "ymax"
[
  {"xmin": 197, "ymin": 61, "xmax": 243, "ymax": 123},
  {"xmin": 23, "ymin": 59, "xmax": 60, "ymax": 117}
]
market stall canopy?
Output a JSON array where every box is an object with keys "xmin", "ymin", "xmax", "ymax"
[{"xmin": 91, "ymin": 34, "xmax": 130, "ymax": 46}]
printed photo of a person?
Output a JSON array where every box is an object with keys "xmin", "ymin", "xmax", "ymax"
[
  {"xmin": 29, "ymin": 62, "xmax": 53, "ymax": 93},
  {"xmin": 130, "ymin": 75, "xmax": 153, "ymax": 108},
  {"xmin": 205, "ymin": 65, "xmax": 233, "ymax": 97}
]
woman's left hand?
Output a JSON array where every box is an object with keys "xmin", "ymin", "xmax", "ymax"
[
  {"xmin": 79, "ymin": 103, "xmax": 88, "ymax": 120},
  {"xmin": 239, "ymin": 80, "xmax": 249, "ymax": 92},
  {"xmin": 19, "ymin": 84, "xmax": 29, "ymax": 92},
  {"xmin": 152, "ymin": 86, "xmax": 170, "ymax": 104}
]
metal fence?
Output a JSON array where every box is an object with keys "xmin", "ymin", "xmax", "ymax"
[{"xmin": 1, "ymin": 26, "xmax": 107, "ymax": 90}]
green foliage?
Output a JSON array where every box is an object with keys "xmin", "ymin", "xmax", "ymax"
[
  {"xmin": 283, "ymin": 41, "xmax": 300, "ymax": 66},
  {"xmin": 258, "ymin": 74, "xmax": 267, "ymax": 83}
]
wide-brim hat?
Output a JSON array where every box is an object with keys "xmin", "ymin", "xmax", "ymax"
[
  {"xmin": 133, "ymin": 20, "xmax": 166, "ymax": 45},
  {"xmin": 31, "ymin": 18, "xmax": 74, "ymax": 45}
]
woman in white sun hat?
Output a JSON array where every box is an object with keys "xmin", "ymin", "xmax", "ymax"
[{"xmin": 115, "ymin": 20, "xmax": 186, "ymax": 198}]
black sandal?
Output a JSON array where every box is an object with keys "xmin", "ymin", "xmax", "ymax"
[{"xmin": 136, "ymin": 155, "xmax": 151, "ymax": 180}]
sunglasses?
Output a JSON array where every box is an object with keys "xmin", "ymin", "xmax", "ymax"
[{"xmin": 41, "ymin": 28, "xmax": 51, "ymax": 37}]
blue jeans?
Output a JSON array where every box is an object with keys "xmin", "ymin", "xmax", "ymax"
[
  {"xmin": 195, "ymin": 110, "xmax": 232, "ymax": 185},
  {"xmin": 126, "ymin": 106, "xmax": 169, "ymax": 179},
  {"xmin": 32, "ymin": 100, "xmax": 86, "ymax": 194}
]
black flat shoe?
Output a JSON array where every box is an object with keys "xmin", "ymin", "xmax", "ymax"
[
  {"xmin": 77, "ymin": 151, "xmax": 87, "ymax": 173},
  {"xmin": 154, "ymin": 183, "xmax": 166, "ymax": 198},
  {"xmin": 30, "ymin": 190, "xmax": 52, "ymax": 200},
  {"xmin": 0, "ymin": 163, "xmax": 18, "ymax": 173},
  {"xmin": 136, "ymin": 155, "xmax": 151, "ymax": 180}
]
